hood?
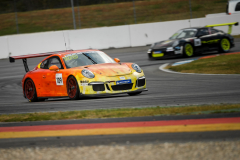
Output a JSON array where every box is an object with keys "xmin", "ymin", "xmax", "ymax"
[
  {"xmin": 77, "ymin": 63, "xmax": 132, "ymax": 77},
  {"xmin": 152, "ymin": 39, "xmax": 178, "ymax": 49}
]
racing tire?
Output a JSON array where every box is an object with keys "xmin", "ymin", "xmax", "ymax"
[
  {"xmin": 128, "ymin": 91, "xmax": 142, "ymax": 96},
  {"xmin": 67, "ymin": 76, "xmax": 80, "ymax": 100},
  {"xmin": 218, "ymin": 38, "xmax": 231, "ymax": 53},
  {"xmin": 183, "ymin": 43, "xmax": 194, "ymax": 57},
  {"xmin": 24, "ymin": 78, "xmax": 38, "ymax": 102}
]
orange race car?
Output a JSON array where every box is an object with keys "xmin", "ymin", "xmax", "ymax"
[{"xmin": 9, "ymin": 50, "xmax": 147, "ymax": 102}]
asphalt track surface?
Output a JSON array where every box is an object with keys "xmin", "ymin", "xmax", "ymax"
[
  {"xmin": 0, "ymin": 41, "xmax": 240, "ymax": 114},
  {"xmin": 0, "ymin": 41, "xmax": 240, "ymax": 148}
]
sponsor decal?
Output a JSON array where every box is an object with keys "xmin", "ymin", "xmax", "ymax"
[
  {"xmin": 120, "ymin": 76, "xmax": 125, "ymax": 80},
  {"xmin": 80, "ymin": 80, "xmax": 89, "ymax": 86},
  {"xmin": 116, "ymin": 79, "xmax": 132, "ymax": 85},
  {"xmin": 166, "ymin": 47, "xmax": 174, "ymax": 52},
  {"xmin": 175, "ymin": 50, "xmax": 182, "ymax": 54},
  {"xmin": 63, "ymin": 54, "xmax": 78, "ymax": 61},
  {"xmin": 162, "ymin": 40, "xmax": 172, "ymax": 45},
  {"xmin": 56, "ymin": 73, "xmax": 63, "ymax": 85},
  {"xmin": 63, "ymin": 51, "xmax": 105, "ymax": 61},
  {"xmin": 202, "ymin": 39, "xmax": 220, "ymax": 44},
  {"xmin": 80, "ymin": 80, "xmax": 89, "ymax": 83},
  {"xmin": 194, "ymin": 39, "xmax": 201, "ymax": 46},
  {"xmin": 153, "ymin": 51, "xmax": 162, "ymax": 54}
]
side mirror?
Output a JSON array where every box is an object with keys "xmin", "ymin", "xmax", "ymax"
[
  {"xmin": 49, "ymin": 65, "xmax": 59, "ymax": 71},
  {"xmin": 114, "ymin": 58, "xmax": 120, "ymax": 63}
]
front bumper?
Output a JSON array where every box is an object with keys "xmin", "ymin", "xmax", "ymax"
[
  {"xmin": 148, "ymin": 47, "xmax": 183, "ymax": 59},
  {"xmin": 76, "ymin": 72, "xmax": 147, "ymax": 96},
  {"xmin": 82, "ymin": 88, "xmax": 148, "ymax": 97}
]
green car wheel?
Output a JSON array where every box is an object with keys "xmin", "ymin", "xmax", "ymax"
[
  {"xmin": 183, "ymin": 43, "xmax": 194, "ymax": 57},
  {"xmin": 219, "ymin": 38, "xmax": 231, "ymax": 53}
]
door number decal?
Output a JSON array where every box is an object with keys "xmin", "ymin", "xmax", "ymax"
[
  {"xmin": 194, "ymin": 39, "xmax": 201, "ymax": 46},
  {"xmin": 56, "ymin": 73, "xmax": 63, "ymax": 85}
]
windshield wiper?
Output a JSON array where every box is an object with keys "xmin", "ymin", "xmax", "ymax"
[{"xmin": 82, "ymin": 53, "xmax": 97, "ymax": 64}]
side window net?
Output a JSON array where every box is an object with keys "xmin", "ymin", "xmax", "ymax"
[{"xmin": 48, "ymin": 57, "xmax": 63, "ymax": 69}]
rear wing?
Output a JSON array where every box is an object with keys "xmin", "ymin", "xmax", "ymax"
[
  {"xmin": 205, "ymin": 22, "xmax": 238, "ymax": 34},
  {"xmin": 9, "ymin": 50, "xmax": 72, "ymax": 72}
]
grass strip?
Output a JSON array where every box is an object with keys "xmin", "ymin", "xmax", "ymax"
[
  {"xmin": 0, "ymin": 104, "xmax": 240, "ymax": 122},
  {"xmin": 169, "ymin": 53, "xmax": 240, "ymax": 74},
  {"xmin": 233, "ymin": 35, "xmax": 240, "ymax": 39}
]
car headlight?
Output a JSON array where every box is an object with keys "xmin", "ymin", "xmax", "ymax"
[
  {"xmin": 132, "ymin": 64, "xmax": 142, "ymax": 73},
  {"xmin": 172, "ymin": 41, "xmax": 179, "ymax": 47},
  {"xmin": 81, "ymin": 69, "xmax": 95, "ymax": 79},
  {"xmin": 147, "ymin": 49, "xmax": 152, "ymax": 53}
]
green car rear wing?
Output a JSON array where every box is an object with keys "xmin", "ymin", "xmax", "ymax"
[{"xmin": 205, "ymin": 22, "xmax": 238, "ymax": 34}]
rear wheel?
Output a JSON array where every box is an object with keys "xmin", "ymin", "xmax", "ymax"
[
  {"xmin": 24, "ymin": 78, "xmax": 38, "ymax": 102},
  {"xmin": 67, "ymin": 76, "xmax": 80, "ymax": 100},
  {"xmin": 128, "ymin": 91, "xmax": 142, "ymax": 96},
  {"xmin": 219, "ymin": 38, "xmax": 231, "ymax": 53},
  {"xmin": 183, "ymin": 43, "xmax": 194, "ymax": 57}
]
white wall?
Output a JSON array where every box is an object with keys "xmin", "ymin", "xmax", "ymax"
[
  {"xmin": 65, "ymin": 25, "xmax": 131, "ymax": 50},
  {"xmin": 129, "ymin": 20, "xmax": 191, "ymax": 47},
  {"xmin": 0, "ymin": 36, "xmax": 9, "ymax": 59},
  {"xmin": 0, "ymin": 14, "xmax": 239, "ymax": 59},
  {"xmin": 7, "ymin": 32, "xmax": 66, "ymax": 56}
]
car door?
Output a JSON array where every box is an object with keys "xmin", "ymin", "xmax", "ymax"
[
  {"xmin": 208, "ymin": 28, "xmax": 221, "ymax": 49},
  {"xmin": 41, "ymin": 56, "xmax": 68, "ymax": 97},
  {"xmin": 195, "ymin": 28, "xmax": 213, "ymax": 52}
]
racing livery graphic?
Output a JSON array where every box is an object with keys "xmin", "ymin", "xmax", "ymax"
[
  {"xmin": 9, "ymin": 50, "xmax": 147, "ymax": 102},
  {"xmin": 148, "ymin": 22, "xmax": 238, "ymax": 59}
]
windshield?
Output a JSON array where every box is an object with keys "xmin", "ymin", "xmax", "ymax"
[
  {"xmin": 63, "ymin": 51, "xmax": 115, "ymax": 68},
  {"xmin": 169, "ymin": 29, "xmax": 197, "ymax": 40}
]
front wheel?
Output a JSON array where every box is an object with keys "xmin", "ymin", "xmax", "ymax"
[
  {"xmin": 128, "ymin": 91, "xmax": 142, "ymax": 96},
  {"xmin": 24, "ymin": 78, "xmax": 38, "ymax": 102},
  {"xmin": 67, "ymin": 76, "xmax": 80, "ymax": 100},
  {"xmin": 183, "ymin": 43, "xmax": 194, "ymax": 57},
  {"xmin": 219, "ymin": 38, "xmax": 231, "ymax": 53}
]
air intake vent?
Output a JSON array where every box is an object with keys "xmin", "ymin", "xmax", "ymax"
[
  {"xmin": 137, "ymin": 78, "xmax": 145, "ymax": 87},
  {"xmin": 92, "ymin": 84, "xmax": 105, "ymax": 91},
  {"xmin": 111, "ymin": 83, "xmax": 133, "ymax": 91}
]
